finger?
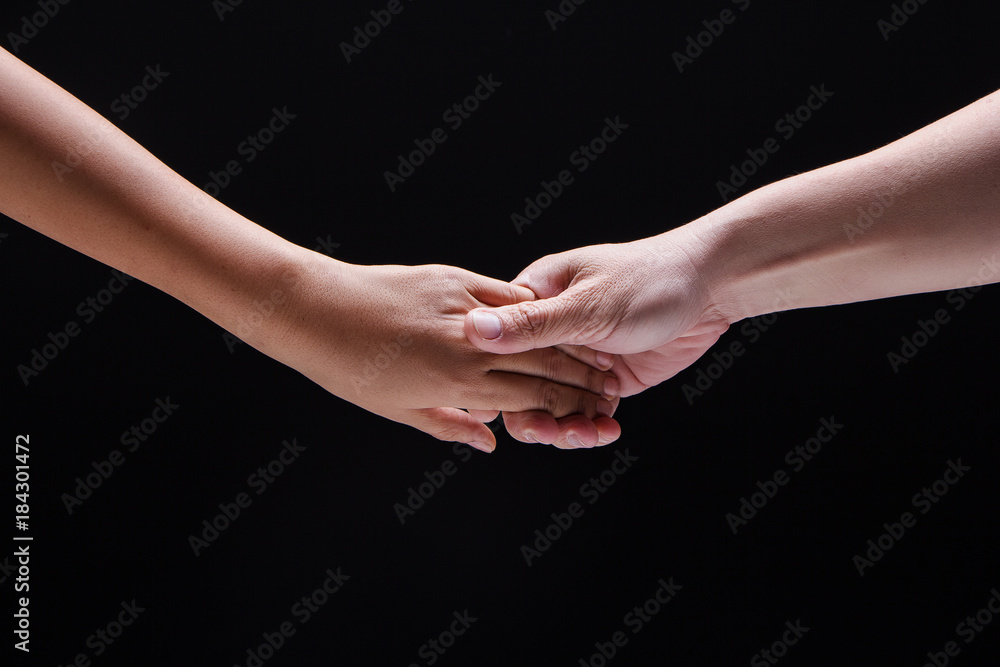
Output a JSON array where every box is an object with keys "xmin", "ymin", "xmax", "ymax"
[
  {"xmin": 467, "ymin": 409, "xmax": 499, "ymax": 423},
  {"xmin": 488, "ymin": 347, "xmax": 621, "ymax": 399},
  {"xmin": 463, "ymin": 272, "xmax": 538, "ymax": 308},
  {"xmin": 405, "ymin": 407, "xmax": 497, "ymax": 453},
  {"xmin": 554, "ymin": 343, "xmax": 617, "ymax": 372},
  {"xmin": 500, "ymin": 411, "xmax": 561, "ymax": 446},
  {"xmin": 504, "ymin": 412, "xmax": 621, "ymax": 448},
  {"xmin": 503, "ymin": 411, "xmax": 597, "ymax": 449},
  {"xmin": 464, "ymin": 291, "xmax": 594, "ymax": 355},
  {"xmin": 510, "ymin": 252, "xmax": 579, "ymax": 298},
  {"xmin": 464, "ymin": 371, "xmax": 616, "ymax": 420},
  {"xmin": 550, "ymin": 414, "xmax": 601, "ymax": 448},
  {"xmin": 594, "ymin": 416, "xmax": 622, "ymax": 446}
]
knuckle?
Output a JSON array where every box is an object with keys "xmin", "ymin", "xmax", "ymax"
[
  {"xmin": 535, "ymin": 383, "xmax": 592, "ymax": 419},
  {"xmin": 542, "ymin": 350, "xmax": 566, "ymax": 380},
  {"xmin": 574, "ymin": 392, "xmax": 594, "ymax": 419},
  {"xmin": 431, "ymin": 423, "xmax": 468, "ymax": 443},
  {"xmin": 507, "ymin": 412, "xmax": 552, "ymax": 443},
  {"xmin": 585, "ymin": 366, "xmax": 604, "ymax": 394},
  {"xmin": 421, "ymin": 264, "xmax": 463, "ymax": 290},
  {"xmin": 537, "ymin": 382, "xmax": 563, "ymax": 416},
  {"xmin": 510, "ymin": 301, "xmax": 545, "ymax": 337}
]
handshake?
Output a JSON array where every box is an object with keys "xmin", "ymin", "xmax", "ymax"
[
  {"xmin": 3, "ymin": 47, "xmax": 999, "ymax": 453},
  {"xmin": 255, "ymin": 231, "xmax": 731, "ymax": 453}
]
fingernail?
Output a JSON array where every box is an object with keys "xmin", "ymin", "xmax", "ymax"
[
  {"xmin": 598, "ymin": 430, "xmax": 618, "ymax": 445},
  {"xmin": 522, "ymin": 431, "xmax": 538, "ymax": 443},
  {"xmin": 471, "ymin": 311, "xmax": 503, "ymax": 340},
  {"xmin": 597, "ymin": 399, "xmax": 614, "ymax": 418},
  {"xmin": 566, "ymin": 434, "xmax": 585, "ymax": 448},
  {"xmin": 468, "ymin": 441, "xmax": 494, "ymax": 454},
  {"xmin": 603, "ymin": 376, "xmax": 620, "ymax": 399},
  {"xmin": 595, "ymin": 352, "xmax": 614, "ymax": 369}
]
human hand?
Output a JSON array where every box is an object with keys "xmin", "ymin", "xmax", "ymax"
[
  {"xmin": 464, "ymin": 231, "xmax": 730, "ymax": 447},
  {"xmin": 243, "ymin": 250, "xmax": 619, "ymax": 453}
]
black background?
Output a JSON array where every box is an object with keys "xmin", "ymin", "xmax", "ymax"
[{"xmin": 3, "ymin": 0, "xmax": 1000, "ymax": 665}]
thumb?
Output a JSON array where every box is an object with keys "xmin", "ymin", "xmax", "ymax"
[
  {"xmin": 465, "ymin": 291, "xmax": 587, "ymax": 353},
  {"xmin": 406, "ymin": 407, "xmax": 497, "ymax": 454}
]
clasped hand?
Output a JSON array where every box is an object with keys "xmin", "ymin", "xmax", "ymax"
[
  {"xmin": 466, "ymin": 233, "xmax": 731, "ymax": 450},
  {"xmin": 243, "ymin": 248, "xmax": 622, "ymax": 453},
  {"xmin": 262, "ymin": 233, "xmax": 730, "ymax": 454},
  {"xmin": 277, "ymin": 231, "xmax": 731, "ymax": 453}
]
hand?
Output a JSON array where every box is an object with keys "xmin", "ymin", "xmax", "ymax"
[
  {"xmin": 464, "ymin": 232, "xmax": 730, "ymax": 447},
  {"xmin": 244, "ymin": 250, "xmax": 619, "ymax": 453},
  {"xmin": 0, "ymin": 49, "xmax": 617, "ymax": 455}
]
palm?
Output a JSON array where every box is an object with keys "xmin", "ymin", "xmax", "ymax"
[{"xmin": 612, "ymin": 329, "xmax": 727, "ymax": 396}]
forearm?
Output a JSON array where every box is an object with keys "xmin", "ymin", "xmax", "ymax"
[
  {"xmin": 675, "ymin": 88, "xmax": 1000, "ymax": 323},
  {"xmin": 0, "ymin": 48, "xmax": 313, "ymax": 345}
]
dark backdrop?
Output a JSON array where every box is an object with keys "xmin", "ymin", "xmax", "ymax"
[{"xmin": 3, "ymin": 1, "xmax": 1000, "ymax": 665}]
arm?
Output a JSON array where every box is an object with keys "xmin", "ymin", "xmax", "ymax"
[
  {"xmin": 470, "ymin": 88, "xmax": 1000, "ymax": 445},
  {"xmin": 0, "ymin": 48, "xmax": 617, "ymax": 452},
  {"xmin": 696, "ymin": 88, "xmax": 1000, "ymax": 322}
]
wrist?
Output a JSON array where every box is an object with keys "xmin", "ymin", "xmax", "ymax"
[
  {"xmin": 641, "ymin": 221, "xmax": 735, "ymax": 327},
  {"xmin": 629, "ymin": 226, "xmax": 729, "ymax": 336},
  {"xmin": 189, "ymin": 224, "xmax": 351, "ymax": 351},
  {"xmin": 679, "ymin": 170, "xmax": 879, "ymax": 324},
  {"xmin": 679, "ymin": 194, "xmax": 788, "ymax": 325},
  {"xmin": 222, "ymin": 241, "xmax": 315, "ymax": 348}
]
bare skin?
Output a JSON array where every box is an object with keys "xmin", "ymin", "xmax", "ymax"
[
  {"xmin": 473, "ymin": 88, "xmax": 1000, "ymax": 447},
  {"xmin": 0, "ymin": 47, "xmax": 620, "ymax": 453}
]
